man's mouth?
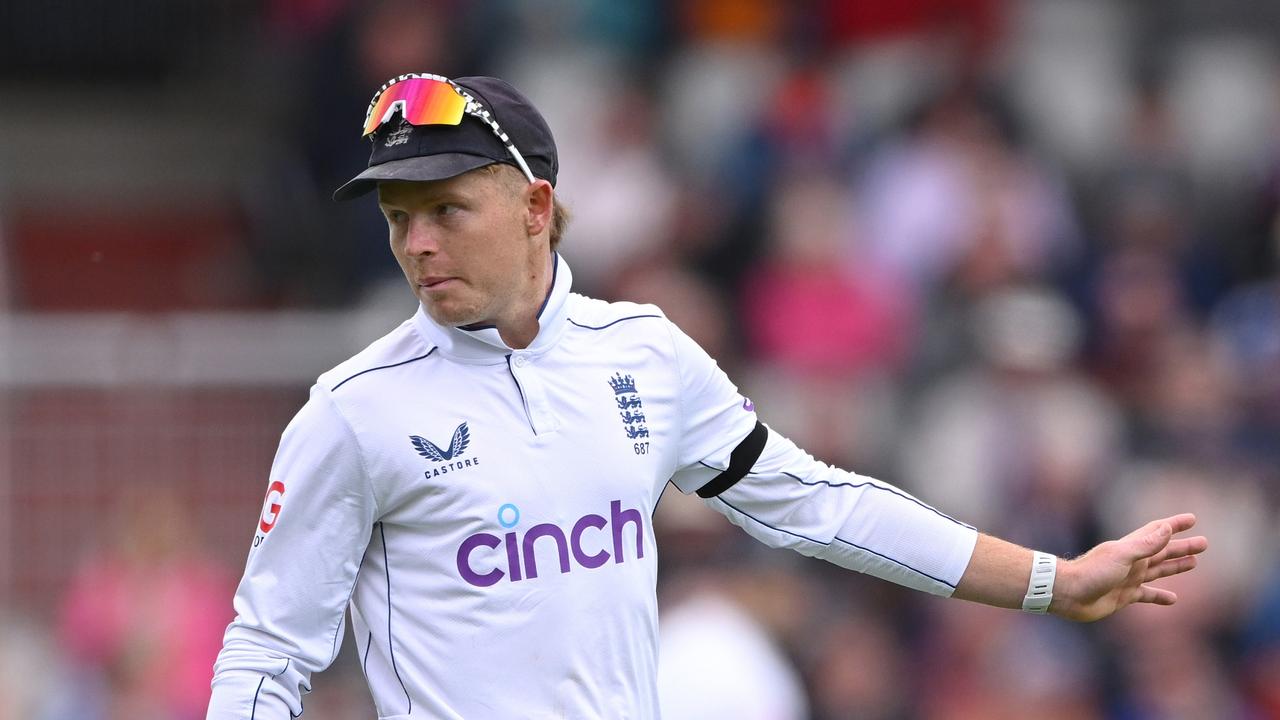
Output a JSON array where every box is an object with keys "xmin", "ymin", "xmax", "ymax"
[{"xmin": 419, "ymin": 276, "xmax": 457, "ymax": 289}]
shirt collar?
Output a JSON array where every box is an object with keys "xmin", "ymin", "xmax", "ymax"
[{"xmin": 412, "ymin": 252, "xmax": 572, "ymax": 363}]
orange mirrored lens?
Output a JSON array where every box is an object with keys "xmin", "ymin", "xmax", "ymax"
[{"xmin": 362, "ymin": 77, "xmax": 467, "ymax": 136}]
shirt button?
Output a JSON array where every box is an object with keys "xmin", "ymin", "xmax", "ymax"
[{"xmin": 513, "ymin": 355, "xmax": 527, "ymax": 368}]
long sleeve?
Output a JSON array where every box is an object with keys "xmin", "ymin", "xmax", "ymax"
[
  {"xmin": 207, "ymin": 384, "xmax": 378, "ymax": 719},
  {"xmin": 707, "ymin": 429, "xmax": 977, "ymax": 595},
  {"xmin": 665, "ymin": 321, "xmax": 978, "ymax": 596}
]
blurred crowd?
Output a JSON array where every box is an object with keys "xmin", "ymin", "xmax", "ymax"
[{"xmin": 4, "ymin": 0, "xmax": 1280, "ymax": 718}]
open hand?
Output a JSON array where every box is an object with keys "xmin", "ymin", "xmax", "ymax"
[{"xmin": 1051, "ymin": 513, "xmax": 1208, "ymax": 622}]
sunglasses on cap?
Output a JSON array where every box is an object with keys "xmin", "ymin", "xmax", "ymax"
[{"xmin": 361, "ymin": 73, "xmax": 537, "ymax": 184}]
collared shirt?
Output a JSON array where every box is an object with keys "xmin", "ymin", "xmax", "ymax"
[{"xmin": 207, "ymin": 255, "xmax": 977, "ymax": 720}]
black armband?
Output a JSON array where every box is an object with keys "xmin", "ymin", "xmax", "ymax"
[{"xmin": 696, "ymin": 421, "xmax": 767, "ymax": 498}]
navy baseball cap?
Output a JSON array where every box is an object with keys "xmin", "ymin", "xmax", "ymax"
[{"xmin": 333, "ymin": 74, "xmax": 559, "ymax": 201}]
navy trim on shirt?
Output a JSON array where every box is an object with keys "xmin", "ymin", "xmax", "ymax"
[
  {"xmin": 250, "ymin": 676, "xmax": 265, "ymax": 719},
  {"xmin": 714, "ymin": 495, "xmax": 956, "ymax": 588},
  {"xmin": 331, "ymin": 348, "xmax": 437, "ymax": 392},
  {"xmin": 379, "ymin": 523, "xmax": 413, "ymax": 715},
  {"xmin": 567, "ymin": 314, "xmax": 662, "ymax": 331},
  {"xmin": 535, "ymin": 251, "xmax": 560, "ymax": 319}
]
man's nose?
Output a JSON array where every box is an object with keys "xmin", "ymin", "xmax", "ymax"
[{"xmin": 404, "ymin": 217, "xmax": 440, "ymax": 255}]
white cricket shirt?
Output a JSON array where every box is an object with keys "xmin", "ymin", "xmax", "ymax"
[{"xmin": 207, "ymin": 255, "xmax": 977, "ymax": 719}]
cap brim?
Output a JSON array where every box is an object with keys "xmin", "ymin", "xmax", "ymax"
[{"xmin": 332, "ymin": 153, "xmax": 500, "ymax": 201}]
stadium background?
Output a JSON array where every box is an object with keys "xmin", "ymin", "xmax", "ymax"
[{"xmin": 2, "ymin": 0, "xmax": 1279, "ymax": 717}]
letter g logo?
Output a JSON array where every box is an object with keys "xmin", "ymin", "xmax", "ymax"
[{"xmin": 259, "ymin": 481, "xmax": 286, "ymax": 534}]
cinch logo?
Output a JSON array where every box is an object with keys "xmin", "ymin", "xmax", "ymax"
[{"xmin": 456, "ymin": 500, "xmax": 646, "ymax": 587}]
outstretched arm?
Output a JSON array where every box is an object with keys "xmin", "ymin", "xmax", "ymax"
[
  {"xmin": 664, "ymin": 326, "xmax": 1208, "ymax": 618},
  {"xmin": 953, "ymin": 513, "xmax": 1208, "ymax": 621}
]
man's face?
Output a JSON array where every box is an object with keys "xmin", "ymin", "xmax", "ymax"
[{"xmin": 378, "ymin": 168, "xmax": 543, "ymax": 330}]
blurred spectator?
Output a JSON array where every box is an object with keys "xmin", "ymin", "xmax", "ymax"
[
  {"xmin": 1164, "ymin": 35, "xmax": 1279, "ymax": 193},
  {"xmin": 803, "ymin": 610, "xmax": 912, "ymax": 720},
  {"xmin": 916, "ymin": 603, "xmax": 1102, "ymax": 720},
  {"xmin": 1238, "ymin": 562, "xmax": 1280, "ymax": 718},
  {"xmin": 739, "ymin": 367, "xmax": 901, "ymax": 474},
  {"xmin": 743, "ymin": 172, "xmax": 913, "ymax": 378},
  {"xmin": 819, "ymin": 0, "xmax": 1007, "ymax": 56},
  {"xmin": 736, "ymin": 172, "xmax": 912, "ymax": 469},
  {"xmin": 243, "ymin": 0, "xmax": 467, "ymax": 307},
  {"xmin": 264, "ymin": 0, "xmax": 352, "ymax": 42},
  {"xmin": 1087, "ymin": 69, "xmax": 1192, "ymax": 242},
  {"xmin": 1089, "ymin": 97, "xmax": 1229, "ymax": 317},
  {"xmin": 1209, "ymin": 234, "xmax": 1280, "ymax": 480},
  {"xmin": 855, "ymin": 85, "xmax": 1080, "ymax": 299},
  {"xmin": 676, "ymin": 0, "xmax": 787, "ymax": 44},
  {"xmin": 554, "ymin": 81, "xmax": 679, "ymax": 297},
  {"xmin": 503, "ymin": 0, "xmax": 670, "ymax": 60},
  {"xmin": 654, "ymin": 492, "xmax": 811, "ymax": 720},
  {"xmin": 657, "ymin": 579, "xmax": 810, "ymax": 720},
  {"xmin": 0, "ymin": 212, "xmax": 9, "ymax": 310},
  {"xmin": 0, "ymin": 613, "xmax": 60, "ymax": 720},
  {"xmin": 903, "ymin": 286, "xmax": 1121, "ymax": 551},
  {"xmin": 54, "ymin": 488, "xmax": 234, "ymax": 720},
  {"xmin": 1084, "ymin": 245, "xmax": 1191, "ymax": 414},
  {"xmin": 1107, "ymin": 627, "xmax": 1248, "ymax": 719},
  {"xmin": 695, "ymin": 62, "xmax": 848, "ymax": 292},
  {"xmin": 1128, "ymin": 328, "xmax": 1243, "ymax": 464},
  {"xmin": 1233, "ymin": 77, "xmax": 1280, "ymax": 285},
  {"xmin": 662, "ymin": 39, "xmax": 787, "ymax": 186}
]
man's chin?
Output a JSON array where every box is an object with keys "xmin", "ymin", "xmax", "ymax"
[{"xmin": 421, "ymin": 301, "xmax": 486, "ymax": 329}]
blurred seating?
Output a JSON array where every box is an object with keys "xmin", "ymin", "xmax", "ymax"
[{"xmin": 10, "ymin": 203, "xmax": 249, "ymax": 311}]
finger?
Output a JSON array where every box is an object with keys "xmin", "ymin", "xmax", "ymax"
[
  {"xmin": 1134, "ymin": 584, "xmax": 1178, "ymax": 606},
  {"xmin": 1150, "ymin": 536, "xmax": 1209, "ymax": 564},
  {"xmin": 1162, "ymin": 513, "xmax": 1198, "ymax": 534},
  {"xmin": 1143, "ymin": 554, "xmax": 1197, "ymax": 582},
  {"xmin": 1119, "ymin": 514, "xmax": 1200, "ymax": 561},
  {"xmin": 1118, "ymin": 520, "xmax": 1174, "ymax": 562},
  {"xmin": 1143, "ymin": 513, "xmax": 1200, "ymax": 538}
]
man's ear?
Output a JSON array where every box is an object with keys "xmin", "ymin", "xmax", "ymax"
[{"xmin": 525, "ymin": 179, "xmax": 554, "ymax": 238}]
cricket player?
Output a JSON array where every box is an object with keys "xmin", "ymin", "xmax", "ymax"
[{"xmin": 206, "ymin": 74, "xmax": 1207, "ymax": 719}]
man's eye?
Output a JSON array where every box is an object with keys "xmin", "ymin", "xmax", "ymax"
[
  {"xmin": 436, "ymin": 204, "xmax": 460, "ymax": 217},
  {"xmin": 385, "ymin": 210, "xmax": 408, "ymax": 224}
]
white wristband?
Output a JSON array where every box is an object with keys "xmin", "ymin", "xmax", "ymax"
[{"xmin": 1021, "ymin": 551, "xmax": 1057, "ymax": 614}]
